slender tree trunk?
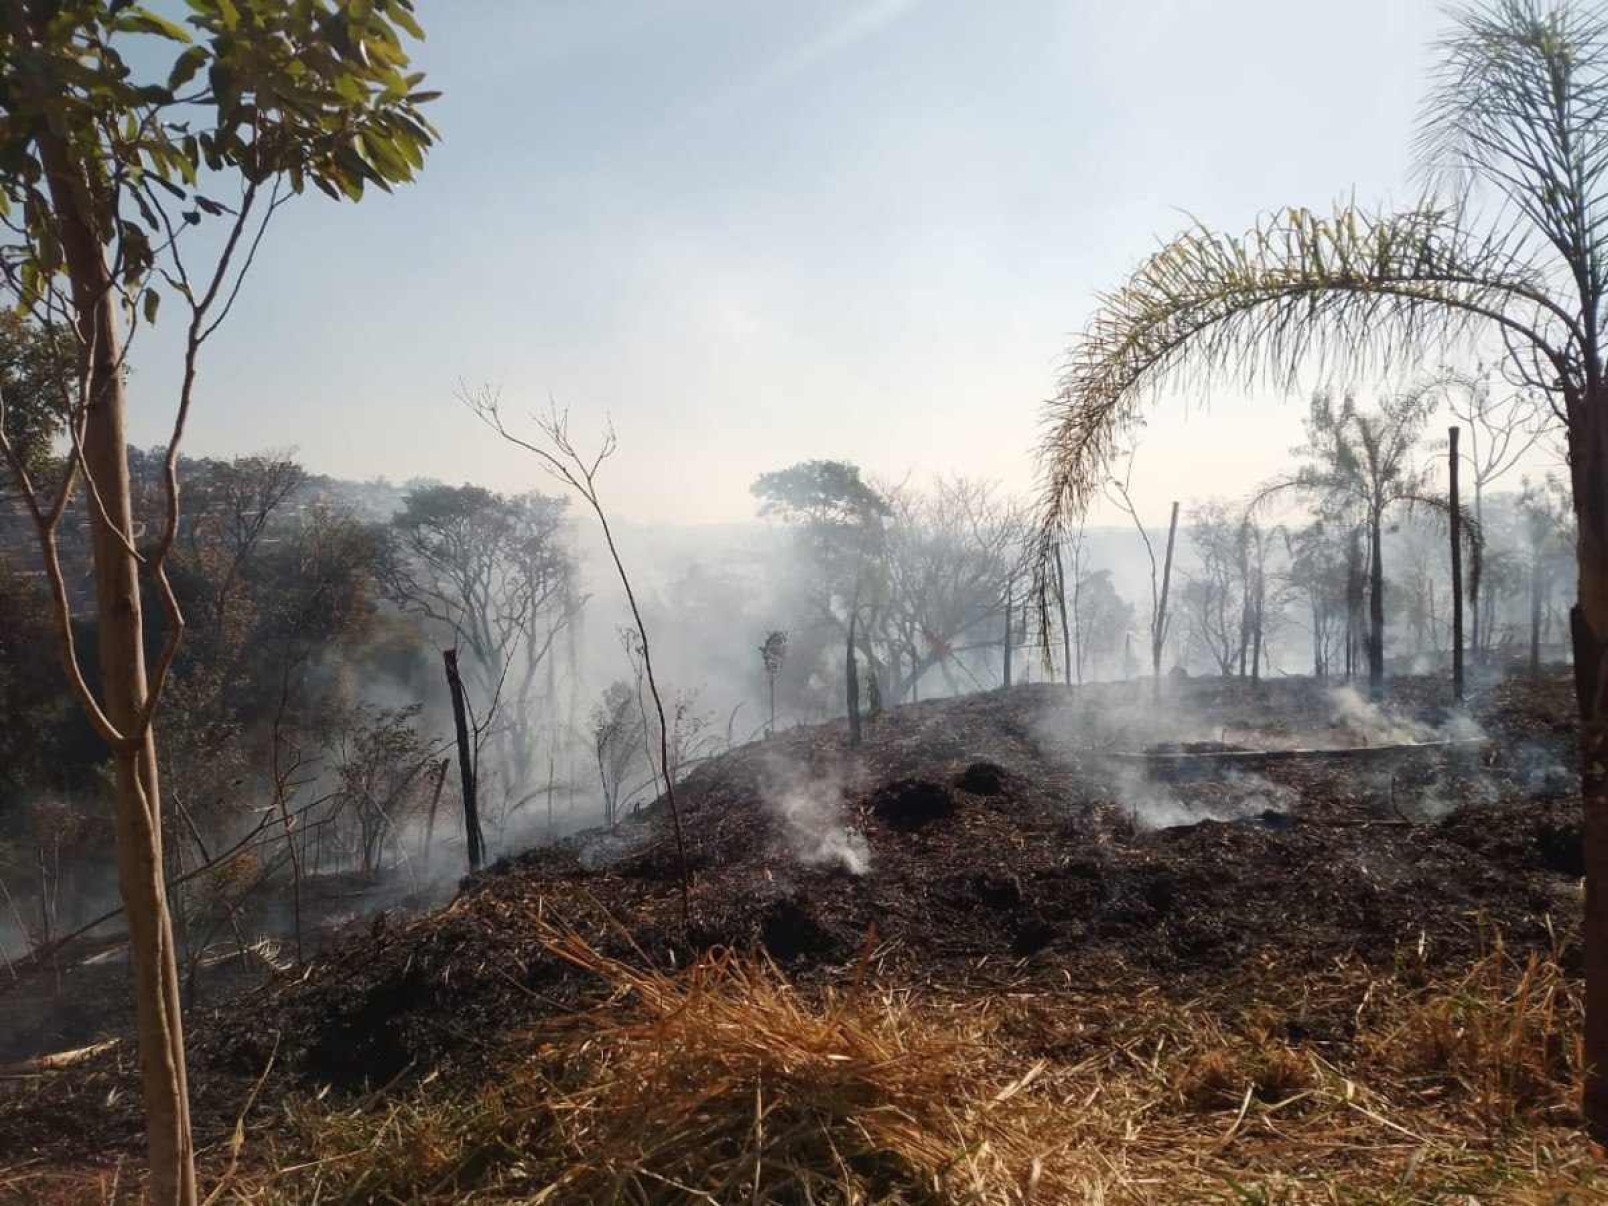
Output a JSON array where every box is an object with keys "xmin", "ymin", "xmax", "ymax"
[
  {"xmin": 846, "ymin": 612, "xmax": 862, "ymax": 747},
  {"xmin": 1450, "ymin": 426, "xmax": 1465, "ymax": 702},
  {"xmin": 36, "ymin": 127, "xmax": 196, "ymax": 1203},
  {"xmin": 443, "ymin": 649, "xmax": 483, "ymax": 870},
  {"xmin": 1532, "ymin": 556, "xmax": 1545, "ymax": 674},
  {"xmin": 1250, "ymin": 570, "xmax": 1264, "ymax": 684},
  {"xmin": 1368, "ymin": 511, "xmax": 1386, "ymax": 699},
  {"xmin": 1153, "ymin": 502, "xmax": 1179, "ymax": 700},
  {"xmin": 1003, "ymin": 580, "xmax": 1013, "ymax": 688},
  {"xmin": 1471, "ymin": 475, "xmax": 1484, "ymax": 660},
  {"xmin": 1346, "ymin": 527, "xmax": 1364, "ymax": 683},
  {"xmin": 1054, "ymin": 544, "xmax": 1072, "ymax": 686},
  {"xmin": 422, "ymin": 757, "xmax": 449, "ymax": 875}
]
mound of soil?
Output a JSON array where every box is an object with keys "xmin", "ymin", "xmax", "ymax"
[
  {"xmin": 870, "ymin": 777, "xmax": 956, "ymax": 827},
  {"xmin": 189, "ymin": 675, "xmax": 1579, "ymax": 1090}
]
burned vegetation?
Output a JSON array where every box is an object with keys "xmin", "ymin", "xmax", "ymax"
[{"xmin": 1, "ymin": 672, "xmax": 1597, "ymax": 1201}]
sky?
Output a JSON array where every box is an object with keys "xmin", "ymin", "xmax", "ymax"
[{"xmin": 126, "ymin": 0, "xmax": 1456, "ymax": 527}]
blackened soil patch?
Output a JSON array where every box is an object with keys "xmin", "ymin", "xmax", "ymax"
[{"xmin": 870, "ymin": 778, "xmax": 955, "ymax": 828}]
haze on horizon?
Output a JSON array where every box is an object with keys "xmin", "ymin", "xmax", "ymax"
[{"xmin": 128, "ymin": 0, "xmax": 1455, "ymax": 526}]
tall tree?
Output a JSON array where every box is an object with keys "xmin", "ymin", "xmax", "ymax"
[
  {"xmin": 1438, "ymin": 364, "xmax": 1548, "ymax": 656},
  {"xmin": 383, "ymin": 484, "xmax": 580, "ymax": 818},
  {"xmin": 1293, "ymin": 389, "xmax": 1440, "ymax": 695},
  {"xmin": 0, "ymin": 5, "xmax": 434, "ymax": 1199},
  {"xmin": 1032, "ymin": 0, "xmax": 1608, "ymax": 1134}
]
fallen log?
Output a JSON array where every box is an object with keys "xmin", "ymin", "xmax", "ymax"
[{"xmin": 1103, "ymin": 738, "xmax": 1488, "ymax": 770}]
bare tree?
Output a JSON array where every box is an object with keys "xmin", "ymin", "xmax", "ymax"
[
  {"xmin": 1105, "ymin": 456, "xmax": 1178, "ymax": 697},
  {"xmin": 1437, "ymin": 364, "xmax": 1549, "ymax": 656},
  {"xmin": 467, "ymin": 390, "xmax": 691, "ymax": 927}
]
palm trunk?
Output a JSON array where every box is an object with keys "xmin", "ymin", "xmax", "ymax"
[
  {"xmin": 1572, "ymin": 400, "xmax": 1608, "ymax": 1143},
  {"xmin": 36, "ymin": 122, "xmax": 196, "ymax": 1204}
]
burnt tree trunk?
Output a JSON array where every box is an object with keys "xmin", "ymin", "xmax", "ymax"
[
  {"xmin": 443, "ymin": 649, "xmax": 484, "ymax": 871},
  {"xmin": 1571, "ymin": 398, "xmax": 1608, "ymax": 1142},
  {"xmin": 1450, "ymin": 426, "xmax": 1465, "ymax": 702}
]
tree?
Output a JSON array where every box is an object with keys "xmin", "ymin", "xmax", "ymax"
[
  {"xmin": 880, "ymin": 476, "xmax": 1024, "ymax": 700},
  {"xmin": 1031, "ymin": 0, "xmax": 1608, "ymax": 1133},
  {"xmin": 1105, "ymin": 457, "xmax": 1178, "ymax": 695},
  {"xmin": 383, "ymin": 484, "xmax": 580, "ymax": 819},
  {"xmin": 758, "ymin": 630, "xmax": 787, "ymax": 736},
  {"xmin": 1183, "ymin": 501, "xmax": 1249, "ymax": 676},
  {"xmin": 1285, "ymin": 522, "xmax": 1350, "ymax": 680},
  {"xmin": 1438, "ymin": 364, "xmax": 1549, "ymax": 656},
  {"xmin": 754, "ymin": 460, "xmax": 891, "ymax": 716},
  {"xmin": 592, "ymin": 680, "xmax": 644, "ymax": 828},
  {"xmin": 1519, "ymin": 475, "xmax": 1577, "ymax": 671},
  {"xmin": 1292, "ymin": 389, "xmax": 1440, "ymax": 694},
  {"xmin": 0, "ymin": 6, "xmax": 435, "ymax": 1199},
  {"xmin": 1071, "ymin": 569, "xmax": 1133, "ymax": 680},
  {"xmin": 468, "ymin": 393, "xmax": 692, "ymax": 929},
  {"xmin": 0, "ymin": 313, "xmax": 75, "ymax": 475}
]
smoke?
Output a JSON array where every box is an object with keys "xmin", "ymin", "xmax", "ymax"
[
  {"xmin": 760, "ymin": 756, "xmax": 870, "ymax": 875},
  {"xmin": 1326, "ymin": 686, "xmax": 1485, "ymax": 746},
  {"xmin": 1103, "ymin": 760, "xmax": 1297, "ymax": 830}
]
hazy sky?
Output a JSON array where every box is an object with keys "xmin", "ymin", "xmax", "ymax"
[{"xmin": 128, "ymin": 0, "xmax": 1454, "ymax": 526}]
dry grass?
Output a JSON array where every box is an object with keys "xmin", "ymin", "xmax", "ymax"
[{"xmin": 27, "ymin": 927, "xmax": 1599, "ymax": 1205}]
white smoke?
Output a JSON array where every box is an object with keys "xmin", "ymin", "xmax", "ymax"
[
  {"xmin": 1327, "ymin": 686, "xmax": 1485, "ymax": 746},
  {"xmin": 760, "ymin": 756, "xmax": 871, "ymax": 875},
  {"xmin": 1105, "ymin": 760, "xmax": 1297, "ymax": 830}
]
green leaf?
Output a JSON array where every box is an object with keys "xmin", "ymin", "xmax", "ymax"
[
  {"xmin": 167, "ymin": 45, "xmax": 209, "ymax": 93},
  {"xmin": 142, "ymin": 289, "xmax": 160, "ymax": 325},
  {"xmin": 119, "ymin": 9, "xmax": 194, "ymax": 43}
]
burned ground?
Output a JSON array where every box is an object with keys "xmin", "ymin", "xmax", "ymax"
[{"xmin": 0, "ymin": 672, "xmax": 1589, "ymax": 1185}]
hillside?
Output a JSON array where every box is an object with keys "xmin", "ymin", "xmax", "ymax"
[{"xmin": 1, "ymin": 672, "xmax": 1599, "ymax": 1201}]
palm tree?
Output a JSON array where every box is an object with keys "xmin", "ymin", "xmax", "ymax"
[{"xmin": 1033, "ymin": 0, "xmax": 1608, "ymax": 1137}]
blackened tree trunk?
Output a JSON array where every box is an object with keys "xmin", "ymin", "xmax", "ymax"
[
  {"xmin": 1450, "ymin": 426, "xmax": 1465, "ymax": 702},
  {"xmin": 1570, "ymin": 399, "xmax": 1608, "ymax": 1139},
  {"xmin": 443, "ymin": 649, "xmax": 483, "ymax": 870}
]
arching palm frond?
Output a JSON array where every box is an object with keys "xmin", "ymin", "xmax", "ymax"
[
  {"xmin": 1417, "ymin": 0, "xmax": 1608, "ymax": 289},
  {"xmin": 1033, "ymin": 202, "xmax": 1577, "ymax": 596}
]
